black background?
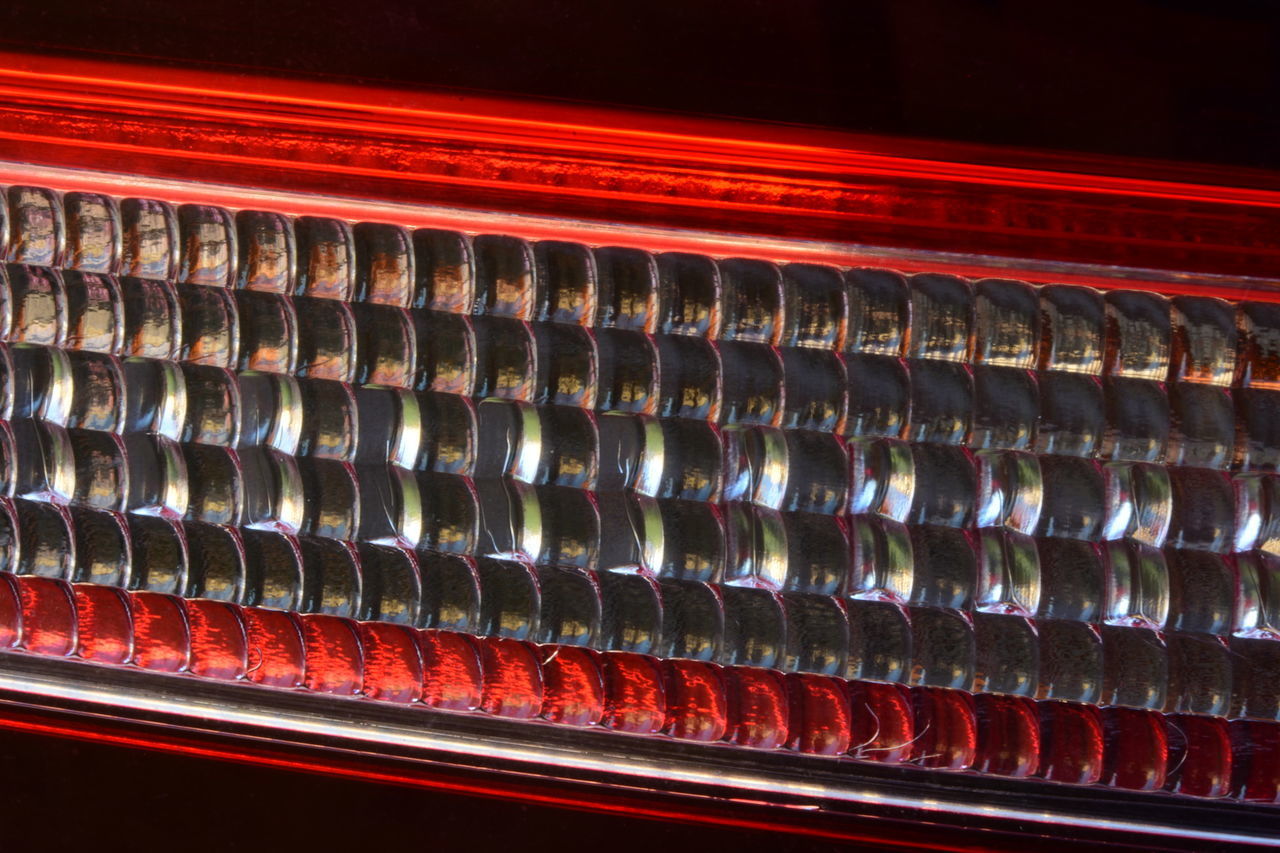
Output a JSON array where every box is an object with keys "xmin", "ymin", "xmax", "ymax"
[{"xmin": 0, "ymin": 2, "xmax": 1275, "ymax": 850}]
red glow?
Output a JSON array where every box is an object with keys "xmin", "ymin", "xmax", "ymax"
[
  {"xmin": 1232, "ymin": 720, "xmax": 1280, "ymax": 803},
  {"xmin": 1038, "ymin": 701, "xmax": 1104, "ymax": 785},
  {"xmin": 1167, "ymin": 714, "xmax": 1231, "ymax": 799},
  {"xmin": 128, "ymin": 592, "xmax": 189, "ymax": 673},
  {"xmin": 541, "ymin": 646, "xmax": 605, "ymax": 727},
  {"xmin": 972, "ymin": 694, "xmax": 1039, "ymax": 778},
  {"xmin": 479, "ymin": 638, "xmax": 543, "ymax": 720},
  {"xmin": 16, "ymin": 576, "xmax": 75, "ymax": 657},
  {"xmin": 788, "ymin": 674, "xmax": 852, "ymax": 756},
  {"xmin": 183, "ymin": 599, "xmax": 248, "ymax": 681},
  {"xmin": 910, "ymin": 687, "xmax": 977, "ymax": 771},
  {"xmin": 299, "ymin": 614, "xmax": 363, "ymax": 695},
  {"xmin": 358, "ymin": 622, "xmax": 424, "ymax": 704},
  {"xmin": 243, "ymin": 607, "xmax": 305, "ymax": 688},
  {"xmin": 601, "ymin": 652, "xmax": 666, "ymax": 734},
  {"xmin": 72, "ymin": 584, "xmax": 132, "ymax": 664},
  {"xmin": 1102, "ymin": 708, "xmax": 1169, "ymax": 791},
  {"xmin": 0, "ymin": 572, "xmax": 21, "ymax": 649},
  {"xmin": 725, "ymin": 666, "xmax": 790, "ymax": 750},
  {"xmin": 418, "ymin": 630, "xmax": 483, "ymax": 712},
  {"xmin": 663, "ymin": 660, "xmax": 728, "ymax": 743},
  {"xmin": 848, "ymin": 680, "xmax": 914, "ymax": 764}
]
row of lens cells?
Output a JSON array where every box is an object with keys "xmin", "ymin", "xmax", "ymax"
[{"xmin": 2, "ymin": 185, "xmax": 1280, "ymax": 724}]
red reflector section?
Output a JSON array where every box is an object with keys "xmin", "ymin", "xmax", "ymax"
[
  {"xmin": 183, "ymin": 600, "xmax": 248, "ymax": 681},
  {"xmin": 726, "ymin": 666, "xmax": 790, "ymax": 750},
  {"xmin": 243, "ymin": 607, "xmax": 305, "ymax": 688},
  {"xmin": 848, "ymin": 680, "xmax": 914, "ymax": 764},
  {"xmin": 541, "ymin": 646, "xmax": 604, "ymax": 726},
  {"xmin": 1039, "ymin": 701, "xmax": 1104, "ymax": 785},
  {"xmin": 602, "ymin": 652, "xmax": 665, "ymax": 734},
  {"xmin": 72, "ymin": 584, "xmax": 132, "ymax": 664},
  {"xmin": 789, "ymin": 674, "xmax": 851, "ymax": 756},
  {"xmin": 129, "ymin": 592, "xmax": 189, "ymax": 672},
  {"xmin": 1168, "ymin": 714, "xmax": 1232, "ymax": 799},
  {"xmin": 419, "ymin": 630, "xmax": 482, "ymax": 712},
  {"xmin": 1232, "ymin": 720, "xmax": 1280, "ymax": 804},
  {"xmin": 16, "ymin": 576, "xmax": 75, "ymax": 656},
  {"xmin": 663, "ymin": 660, "xmax": 727, "ymax": 742},
  {"xmin": 357, "ymin": 622, "xmax": 423, "ymax": 704},
  {"xmin": 1102, "ymin": 707, "xmax": 1169, "ymax": 791},
  {"xmin": 479, "ymin": 637, "xmax": 543, "ymax": 719},
  {"xmin": 299, "ymin": 614, "xmax": 363, "ymax": 695},
  {"xmin": 911, "ymin": 687, "xmax": 977, "ymax": 771},
  {"xmin": 0, "ymin": 573, "xmax": 20, "ymax": 649},
  {"xmin": 973, "ymin": 694, "xmax": 1040, "ymax": 777}
]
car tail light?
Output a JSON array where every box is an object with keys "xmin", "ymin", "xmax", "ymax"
[{"xmin": 0, "ymin": 49, "xmax": 1275, "ymax": 848}]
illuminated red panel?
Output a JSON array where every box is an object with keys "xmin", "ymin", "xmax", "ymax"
[
  {"xmin": 242, "ymin": 607, "xmax": 305, "ymax": 688},
  {"xmin": 299, "ymin": 614, "xmax": 363, "ymax": 696},
  {"xmin": 1231, "ymin": 721, "xmax": 1280, "ymax": 804},
  {"xmin": 788, "ymin": 674, "xmax": 852, "ymax": 756},
  {"xmin": 15, "ymin": 577, "xmax": 75, "ymax": 657},
  {"xmin": 1039, "ymin": 701, "xmax": 1104, "ymax": 785},
  {"xmin": 973, "ymin": 694, "xmax": 1040, "ymax": 778},
  {"xmin": 541, "ymin": 646, "xmax": 604, "ymax": 727},
  {"xmin": 357, "ymin": 622, "xmax": 423, "ymax": 704},
  {"xmin": 601, "ymin": 652, "xmax": 666, "ymax": 735},
  {"xmin": 183, "ymin": 599, "xmax": 248, "ymax": 681},
  {"xmin": 1102, "ymin": 708, "xmax": 1168, "ymax": 791},
  {"xmin": 847, "ymin": 680, "xmax": 914, "ymax": 764},
  {"xmin": 72, "ymin": 584, "xmax": 132, "ymax": 664},
  {"xmin": 479, "ymin": 637, "xmax": 543, "ymax": 720},
  {"xmin": 725, "ymin": 666, "xmax": 790, "ymax": 750},
  {"xmin": 418, "ymin": 630, "xmax": 482, "ymax": 712},
  {"xmin": 663, "ymin": 660, "xmax": 727, "ymax": 743},
  {"xmin": 910, "ymin": 687, "xmax": 977, "ymax": 771},
  {"xmin": 0, "ymin": 572, "xmax": 22, "ymax": 649},
  {"xmin": 1167, "ymin": 714, "xmax": 1232, "ymax": 799},
  {"xmin": 128, "ymin": 592, "xmax": 189, "ymax": 673}
]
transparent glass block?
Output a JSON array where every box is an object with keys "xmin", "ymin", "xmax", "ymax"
[
  {"xmin": 1035, "ymin": 537, "xmax": 1104, "ymax": 622},
  {"xmin": 355, "ymin": 386, "xmax": 423, "ymax": 470},
  {"xmin": 975, "ymin": 449, "xmax": 1042, "ymax": 533},
  {"xmin": 473, "ymin": 477, "xmax": 540, "ymax": 562},
  {"xmin": 973, "ymin": 612, "xmax": 1039, "ymax": 696},
  {"xmin": 1036, "ymin": 371, "xmax": 1104, "ymax": 457},
  {"xmin": 655, "ymin": 418, "xmax": 720, "ymax": 502},
  {"xmin": 1039, "ymin": 285, "xmax": 1104, "ymax": 374},
  {"xmin": 906, "ymin": 359, "xmax": 972, "ymax": 444},
  {"xmin": 237, "ymin": 371, "xmax": 302, "ymax": 455},
  {"xmin": 1165, "ymin": 632, "xmax": 1232, "ymax": 716},
  {"xmin": 535, "ymin": 404, "xmax": 598, "ymax": 490},
  {"xmin": 846, "ymin": 268, "xmax": 909, "ymax": 356},
  {"xmin": 718, "ymin": 258, "xmax": 782, "ymax": 344},
  {"xmin": 596, "ymin": 412, "xmax": 662, "ymax": 495},
  {"xmin": 1239, "ymin": 301, "xmax": 1280, "ymax": 389},
  {"xmin": 717, "ymin": 340, "xmax": 783, "ymax": 426},
  {"xmin": 238, "ymin": 446, "xmax": 305, "ymax": 534},
  {"xmin": 594, "ymin": 328, "xmax": 658, "ymax": 415},
  {"xmin": 723, "ymin": 502, "xmax": 788, "ymax": 590},
  {"xmin": 906, "ymin": 275, "xmax": 971, "ymax": 364},
  {"xmin": 119, "ymin": 198, "xmax": 178, "ymax": 281},
  {"xmin": 354, "ymin": 304, "xmax": 417, "ymax": 389},
  {"xmin": 236, "ymin": 210, "xmax": 294, "ymax": 294},
  {"xmin": 182, "ymin": 444, "xmax": 242, "ymax": 527},
  {"xmin": 129, "ymin": 514, "xmax": 189, "ymax": 595},
  {"xmin": 1101, "ymin": 377, "xmax": 1169, "ymax": 462},
  {"xmin": 781, "ymin": 511, "xmax": 848, "ymax": 595},
  {"xmin": 718, "ymin": 586, "xmax": 786, "ymax": 669},
  {"xmin": 69, "ymin": 429, "xmax": 128, "ymax": 511},
  {"xmin": 475, "ymin": 397, "xmax": 541, "ymax": 483},
  {"xmin": 475, "ymin": 556, "xmax": 541, "ymax": 641},
  {"xmin": 235, "ymin": 291, "xmax": 297, "ymax": 375},
  {"xmin": 13, "ymin": 419, "xmax": 75, "ymax": 504},
  {"xmin": 355, "ymin": 463, "xmax": 422, "ymax": 548},
  {"xmin": 121, "ymin": 358, "xmax": 185, "ymax": 442},
  {"xmin": 976, "ymin": 528, "xmax": 1040, "ymax": 616},
  {"xmin": 418, "ymin": 551, "xmax": 481, "ymax": 631},
  {"xmin": 12, "ymin": 344, "xmax": 73, "ymax": 425},
  {"xmin": 970, "ymin": 365, "xmax": 1037, "ymax": 451},
  {"xmin": 294, "ymin": 216, "xmax": 355, "ymax": 301},
  {"xmin": 781, "ymin": 264, "xmax": 846, "ymax": 350},
  {"xmin": 1037, "ymin": 619, "xmax": 1102, "ymax": 702},
  {"xmin": 297, "ymin": 457, "xmax": 358, "ymax": 540},
  {"xmin": 1239, "ymin": 549, "xmax": 1280, "ymax": 640},
  {"xmin": 63, "ymin": 193, "xmax": 120, "ymax": 275},
  {"xmin": 1035, "ymin": 455, "xmax": 1106, "ymax": 541},
  {"xmin": 356, "ymin": 542, "xmax": 421, "ymax": 625},
  {"xmin": 656, "ymin": 252, "xmax": 720, "ymax": 338},
  {"xmin": 532, "ymin": 322, "xmax": 597, "ymax": 409},
  {"xmin": 472, "ymin": 316, "xmax": 536, "ymax": 401},
  {"xmin": 845, "ymin": 354, "xmax": 910, "ymax": 439},
  {"xmin": 657, "ymin": 579, "xmax": 723, "ymax": 661},
  {"xmin": 656, "ymin": 498, "xmax": 724, "ymax": 582},
  {"xmin": 656, "ymin": 334, "xmax": 720, "ymax": 421},
  {"xmin": 1101, "ymin": 625, "xmax": 1168, "ymax": 710},
  {"xmin": 296, "ymin": 377, "xmax": 356, "ymax": 460},
  {"xmin": 413, "ymin": 229, "xmax": 472, "ymax": 314},
  {"xmin": 417, "ymin": 391, "xmax": 476, "ymax": 476},
  {"xmin": 11, "ymin": 265, "xmax": 68, "ymax": 348},
  {"xmin": 14, "ymin": 499, "xmax": 75, "ymax": 579},
  {"xmin": 294, "ymin": 296, "xmax": 357, "ymax": 382},
  {"xmin": 595, "ymin": 492, "xmax": 662, "ymax": 573},
  {"xmin": 178, "ymin": 205, "xmax": 237, "ymax": 288},
  {"xmin": 1231, "ymin": 636, "xmax": 1280, "ymax": 720},
  {"xmin": 534, "ymin": 241, "xmax": 596, "ymax": 327},
  {"xmin": 1167, "ymin": 381, "xmax": 1234, "ymax": 469},
  {"xmin": 8, "ymin": 186, "xmax": 64, "ymax": 267},
  {"xmin": 721, "ymin": 424, "xmax": 787, "ymax": 509},
  {"xmin": 1166, "ymin": 466, "xmax": 1235, "ymax": 553},
  {"xmin": 846, "ymin": 598, "xmax": 911, "ymax": 682},
  {"xmin": 782, "ymin": 593, "xmax": 849, "ymax": 675},
  {"xmin": 1104, "ymin": 290, "xmax": 1170, "ymax": 380},
  {"xmin": 1102, "ymin": 539, "xmax": 1169, "ymax": 629},
  {"xmin": 907, "ymin": 444, "xmax": 976, "ymax": 528},
  {"xmin": 779, "ymin": 429, "xmax": 847, "ymax": 515},
  {"xmin": 183, "ymin": 520, "xmax": 244, "ymax": 602},
  {"xmin": 908, "ymin": 606, "xmax": 974, "ymax": 690},
  {"xmin": 908, "ymin": 524, "xmax": 976, "ymax": 609},
  {"xmin": 1165, "ymin": 548, "xmax": 1234, "ymax": 636},
  {"xmin": 535, "ymin": 565, "xmax": 601, "ymax": 645},
  {"xmin": 846, "ymin": 514, "xmax": 912, "ymax": 601},
  {"xmin": 780, "ymin": 346, "xmax": 846, "ymax": 433},
  {"xmin": 64, "ymin": 271, "xmax": 124, "ymax": 355},
  {"xmin": 1237, "ymin": 387, "xmax": 1280, "ymax": 471},
  {"xmin": 847, "ymin": 436, "xmax": 914, "ymax": 522},
  {"xmin": 974, "ymin": 278, "xmax": 1039, "ymax": 368},
  {"xmin": 413, "ymin": 310, "xmax": 475, "ymax": 396},
  {"xmin": 536, "ymin": 484, "xmax": 599, "ymax": 569},
  {"xmin": 594, "ymin": 247, "xmax": 657, "ymax": 332},
  {"xmin": 1167, "ymin": 295, "xmax": 1235, "ymax": 385},
  {"xmin": 597, "ymin": 571, "xmax": 660, "ymax": 653},
  {"xmin": 474, "ymin": 234, "xmax": 536, "ymax": 321},
  {"xmin": 177, "ymin": 283, "xmax": 238, "ymax": 368},
  {"xmin": 70, "ymin": 506, "xmax": 131, "ymax": 587},
  {"xmin": 353, "ymin": 223, "xmax": 413, "ymax": 307},
  {"xmin": 417, "ymin": 471, "xmax": 479, "ymax": 555},
  {"xmin": 241, "ymin": 529, "xmax": 303, "ymax": 610}
]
